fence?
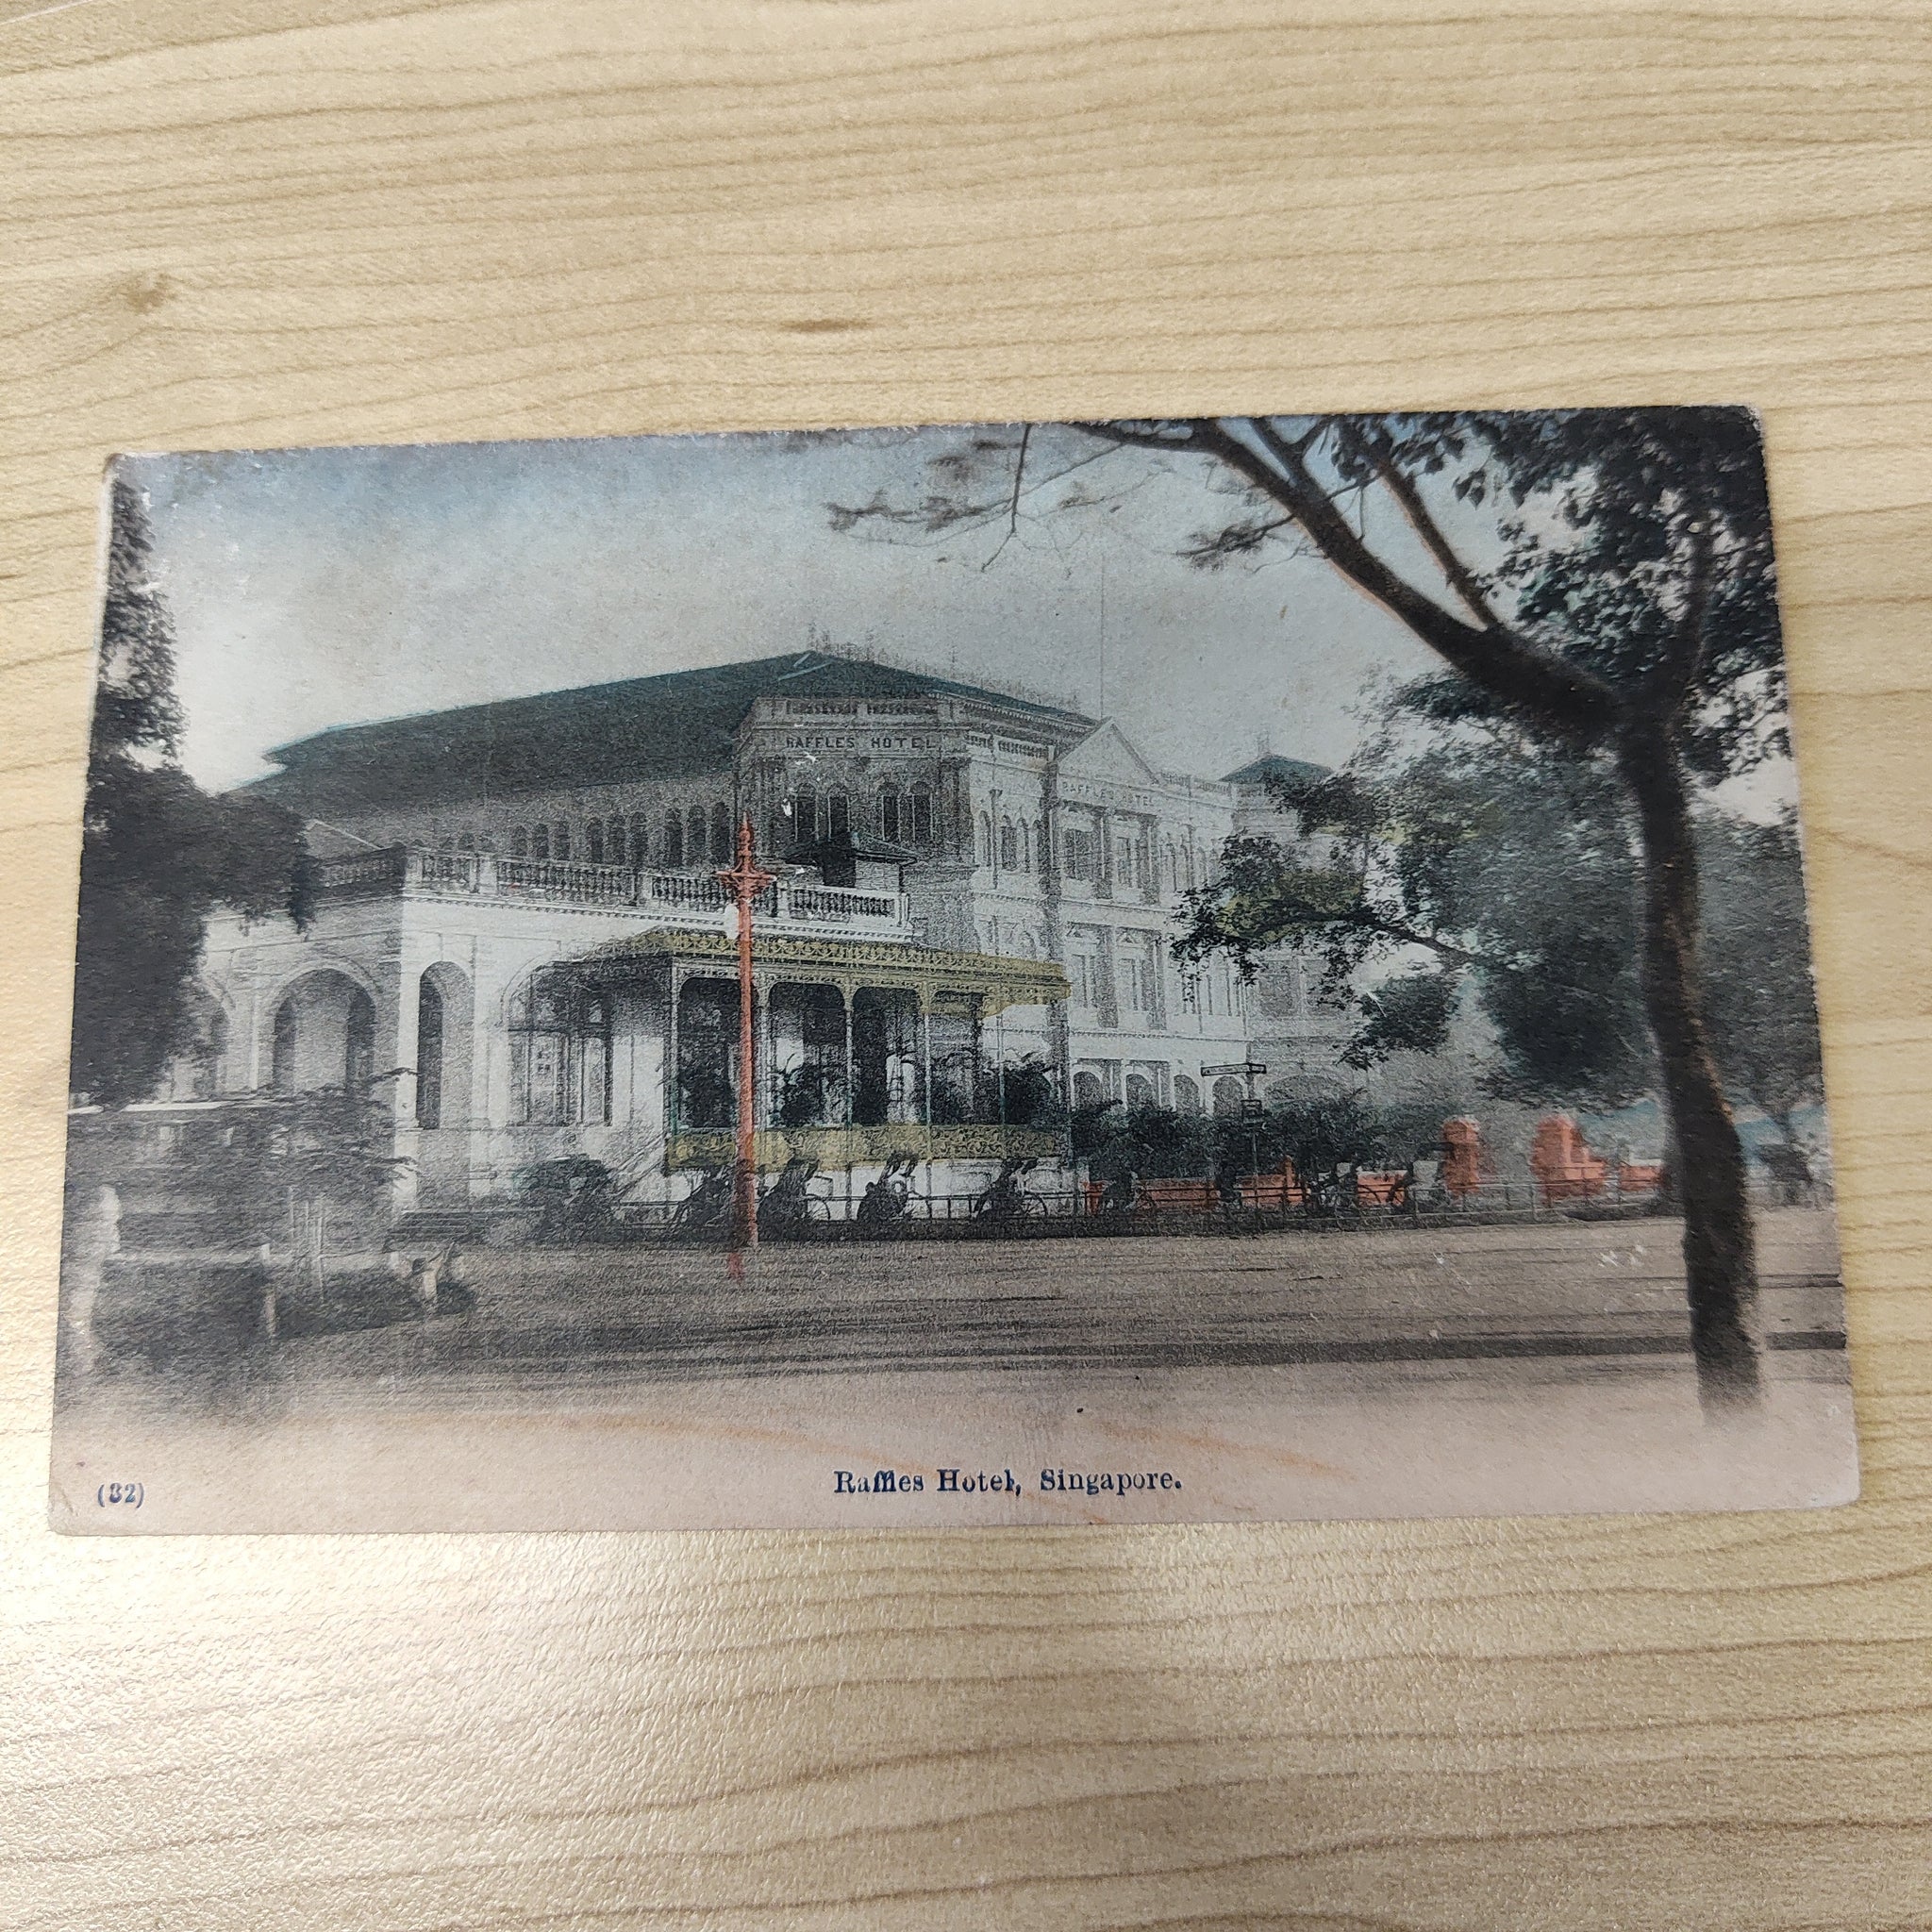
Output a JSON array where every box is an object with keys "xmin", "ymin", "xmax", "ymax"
[{"xmin": 595, "ymin": 1168, "xmax": 1618, "ymax": 1242}]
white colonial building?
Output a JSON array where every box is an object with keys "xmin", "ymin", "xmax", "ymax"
[{"xmin": 184, "ymin": 649, "xmax": 1343, "ymax": 1209}]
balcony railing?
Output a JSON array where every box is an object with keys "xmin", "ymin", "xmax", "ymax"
[{"xmin": 312, "ymin": 846, "xmax": 910, "ymax": 935}]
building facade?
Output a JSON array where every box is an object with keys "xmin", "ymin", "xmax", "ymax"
[{"xmin": 186, "ymin": 650, "xmax": 1341, "ymax": 1208}]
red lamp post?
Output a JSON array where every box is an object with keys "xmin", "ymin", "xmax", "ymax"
[{"xmin": 717, "ymin": 816, "xmax": 774, "ymax": 1272}]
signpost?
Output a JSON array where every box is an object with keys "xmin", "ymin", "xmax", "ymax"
[
  {"xmin": 1201, "ymin": 1061, "xmax": 1269, "ymax": 1107},
  {"xmin": 717, "ymin": 816, "xmax": 774, "ymax": 1276},
  {"xmin": 1203, "ymin": 1062, "xmax": 1269, "ymax": 1192}
]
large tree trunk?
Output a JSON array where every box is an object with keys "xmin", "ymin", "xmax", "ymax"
[{"xmin": 1617, "ymin": 724, "xmax": 1763, "ymax": 1409}]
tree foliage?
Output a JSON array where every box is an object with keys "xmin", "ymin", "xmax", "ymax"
[
  {"xmin": 1178, "ymin": 711, "xmax": 1824, "ymax": 1143},
  {"xmin": 1077, "ymin": 1094, "xmax": 1453, "ymax": 1206},
  {"xmin": 182, "ymin": 1091, "xmax": 408, "ymax": 1246},
  {"xmin": 72, "ymin": 477, "xmax": 310, "ymax": 1106},
  {"xmin": 1698, "ymin": 814, "xmax": 1826, "ymax": 1141},
  {"xmin": 831, "ymin": 408, "xmax": 1803, "ymax": 1400}
]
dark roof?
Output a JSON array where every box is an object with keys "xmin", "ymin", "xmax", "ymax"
[
  {"xmin": 1222, "ymin": 753, "xmax": 1329, "ymax": 789},
  {"xmin": 248, "ymin": 650, "xmax": 1098, "ymax": 815}
]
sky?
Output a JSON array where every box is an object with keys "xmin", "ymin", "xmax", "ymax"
[
  {"xmin": 120, "ymin": 425, "xmax": 1454, "ymax": 793},
  {"xmin": 117, "ymin": 422, "xmax": 1801, "ymax": 825}
]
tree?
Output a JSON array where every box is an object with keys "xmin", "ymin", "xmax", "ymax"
[
  {"xmin": 833, "ymin": 410, "xmax": 1789, "ymax": 1407},
  {"xmin": 72, "ymin": 477, "xmax": 310, "ymax": 1106},
  {"xmin": 187, "ymin": 1090, "xmax": 408, "ymax": 1249},
  {"xmin": 1186, "ymin": 729, "xmax": 1657, "ymax": 1108},
  {"xmin": 1187, "ymin": 719, "xmax": 1825, "ymax": 1181}
]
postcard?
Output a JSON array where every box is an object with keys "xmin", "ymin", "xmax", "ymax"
[{"xmin": 49, "ymin": 410, "xmax": 1857, "ymax": 1531}]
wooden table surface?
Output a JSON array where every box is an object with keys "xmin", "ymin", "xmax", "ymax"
[{"xmin": 4, "ymin": 3, "xmax": 1930, "ymax": 1925}]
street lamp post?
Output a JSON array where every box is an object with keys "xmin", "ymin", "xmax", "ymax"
[
  {"xmin": 1203, "ymin": 1059, "xmax": 1270, "ymax": 1196},
  {"xmin": 717, "ymin": 816, "xmax": 774, "ymax": 1275}
]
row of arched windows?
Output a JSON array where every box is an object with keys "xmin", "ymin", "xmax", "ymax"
[
  {"xmin": 1006, "ymin": 820, "xmax": 1208, "ymax": 890},
  {"xmin": 1070, "ymin": 1071, "xmax": 1241, "ymax": 1116},
  {"xmin": 440, "ymin": 804, "xmax": 741, "ymax": 870},
  {"xmin": 428, "ymin": 791, "xmax": 1208, "ymax": 881},
  {"xmin": 777, "ymin": 781, "xmax": 935, "ymax": 852},
  {"xmin": 977, "ymin": 814, "xmax": 1046, "ymax": 873}
]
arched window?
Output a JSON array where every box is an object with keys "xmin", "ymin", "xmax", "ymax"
[
  {"xmin": 1182, "ymin": 843, "xmax": 1196, "ymax": 891},
  {"xmin": 272, "ymin": 974, "xmax": 374, "ymax": 1096},
  {"xmin": 664, "ymin": 811, "xmax": 685, "ymax": 868},
  {"xmin": 1211, "ymin": 1075, "xmax": 1243, "ymax": 1117},
  {"xmin": 825, "ymin": 791, "xmax": 849, "ymax": 840},
  {"xmin": 509, "ymin": 972, "xmax": 611, "ymax": 1126},
  {"xmin": 554, "ymin": 823, "xmax": 572, "ymax": 862},
  {"xmin": 878, "ymin": 782, "xmax": 902, "ymax": 844},
  {"xmin": 909, "ymin": 781, "xmax": 933, "ymax": 844},
  {"xmin": 1073, "ymin": 1070, "xmax": 1104, "ymax": 1110},
  {"xmin": 711, "ymin": 803, "xmax": 732, "ymax": 861},
  {"xmin": 998, "ymin": 819, "xmax": 1018, "ymax": 870},
  {"xmin": 1125, "ymin": 1072, "xmax": 1155, "ymax": 1110},
  {"xmin": 607, "ymin": 815, "xmax": 626, "ymax": 865},
  {"xmin": 532, "ymin": 824, "xmax": 550, "ymax": 860},
  {"xmin": 416, "ymin": 975, "xmax": 444, "ymax": 1128},
  {"xmin": 1019, "ymin": 820, "xmax": 1032, "ymax": 871},
  {"xmin": 630, "ymin": 814, "xmax": 650, "ymax": 867},
  {"xmin": 511, "ymin": 826, "xmax": 528, "ymax": 859},
  {"xmin": 687, "ymin": 807, "xmax": 707, "ymax": 863},
  {"xmin": 791, "ymin": 787, "xmax": 818, "ymax": 845},
  {"xmin": 586, "ymin": 820, "xmax": 605, "ymax": 864}
]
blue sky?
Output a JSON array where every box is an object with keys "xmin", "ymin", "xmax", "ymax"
[
  {"xmin": 117, "ymin": 422, "xmax": 1801, "ymax": 825},
  {"xmin": 122, "ymin": 425, "xmax": 1450, "ymax": 791}
]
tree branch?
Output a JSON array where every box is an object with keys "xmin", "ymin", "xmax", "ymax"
[
  {"xmin": 1340, "ymin": 420, "xmax": 1504, "ymax": 631},
  {"xmin": 828, "ymin": 439, "xmax": 1119, "ymax": 541},
  {"xmin": 1079, "ymin": 418, "xmax": 1622, "ymax": 748},
  {"xmin": 1211, "ymin": 419, "xmax": 1621, "ymax": 746},
  {"xmin": 980, "ymin": 422, "xmax": 1031, "ymax": 572}
]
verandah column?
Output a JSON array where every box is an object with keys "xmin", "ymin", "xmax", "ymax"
[
  {"xmin": 839, "ymin": 979, "xmax": 855, "ymax": 1127},
  {"xmin": 918, "ymin": 989, "xmax": 933, "ymax": 1129}
]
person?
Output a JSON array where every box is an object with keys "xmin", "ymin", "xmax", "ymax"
[
  {"xmin": 407, "ymin": 1252, "xmax": 440, "ymax": 1315},
  {"xmin": 857, "ymin": 1156, "xmax": 913, "ymax": 1226},
  {"xmin": 759, "ymin": 1157, "xmax": 821, "ymax": 1235},
  {"xmin": 972, "ymin": 1159, "xmax": 1034, "ymax": 1224},
  {"xmin": 59, "ymin": 1181, "xmax": 119, "ymax": 1375},
  {"xmin": 672, "ymin": 1166, "xmax": 732, "ymax": 1230},
  {"xmin": 1213, "ymin": 1151, "xmax": 1242, "ymax": 1212},
  {"xmin": 1759, "ymin": 1136, "xmax": 1817, "ymax": 1207}
]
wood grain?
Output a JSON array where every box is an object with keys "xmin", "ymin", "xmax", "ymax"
[{"xmin": 3, "ymin": 2, "xmax": 1930, "ymax": 1924}]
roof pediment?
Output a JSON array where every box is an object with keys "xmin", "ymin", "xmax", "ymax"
[{"xmin": 1058, "ymin": 720, "xmax": 1163, "ymax": 787}]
